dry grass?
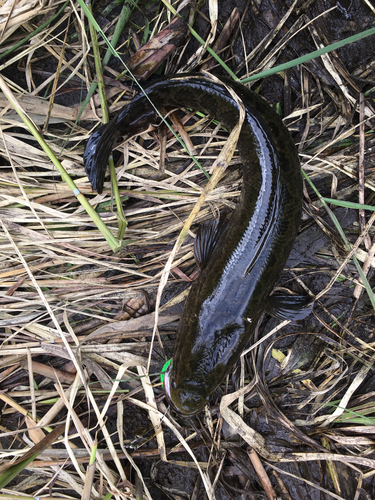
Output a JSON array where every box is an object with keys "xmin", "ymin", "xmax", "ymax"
[{"xmin": 1, "ymin": 1, "xmax": 375, "ymax": 499}]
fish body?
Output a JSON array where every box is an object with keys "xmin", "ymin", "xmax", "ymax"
[{"xmin": 83, "ymin": 74, "xmax": 303, "ymax": 416}]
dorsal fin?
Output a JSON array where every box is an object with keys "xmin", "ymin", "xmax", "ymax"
[{"xmin": 194, "ymin": 218, "xmax": 228, "ymax": 270}]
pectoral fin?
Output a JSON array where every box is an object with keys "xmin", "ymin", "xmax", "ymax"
[
  {"xmin": 266, "ymin": 294, "xmax": 313, "ymax": 321},
  {"xmin": 194, "ymin": 218, "xmax": 228, "ymax": 270}
]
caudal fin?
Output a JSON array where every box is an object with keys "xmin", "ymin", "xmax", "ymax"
[{"xmin": 83, "ymin": 121, "xmax": 119, "ymax": 194}]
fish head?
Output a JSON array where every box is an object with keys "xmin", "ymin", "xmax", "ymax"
[
  {"xmin": 163, "ymin": 360, "xmax": 209, "ymax": 416},
  {"xmin": 163, "ymin": 320, "xmax": 245, "ymax": 417}
]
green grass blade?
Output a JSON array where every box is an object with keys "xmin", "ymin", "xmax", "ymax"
[
  {"xmin": 87, "ymin": 1, "xmax": 128, "ymax": 238},
  {"xmin": 323, "ymin": 198, "xmax": 375, "ymax": 212},
  {"xmin": 303, "ymin": 170, "xmax": 375, "ymax": 310},
  {"xmin": 240, "ymin": 27, "xmax": 375, "ymax": 83},
  {"xmin": 0, "ymin": 1, "xmax": 70, "ymax": 62},
  {"xmin": 0, "ymin": 423, "xmax": 65, "ymax": 488},
  {"xmin": 0, "ymin": 451, "xmax": 41, "ymax": 489},
  {"xmin": 73, "ymin": 0, "xmax": 138, "ymax": 127}
]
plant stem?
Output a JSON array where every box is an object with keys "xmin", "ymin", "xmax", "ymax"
[
  {"xmin": 73, "ymin": 0, "xmax": 138, "ymax": 126},
  {"xmin": 88, "ymin": 2, "xmax": 128, "ymax": 239}
]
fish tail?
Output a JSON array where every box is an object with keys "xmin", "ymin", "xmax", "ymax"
[{"xmin": 83, "ymin": 120, "xmax": 120, "ymax": 194}]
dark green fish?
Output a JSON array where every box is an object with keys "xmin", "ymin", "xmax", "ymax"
[{"xmin": 84, "ymin": 74, "xmax": 312, "ymax": 416}]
